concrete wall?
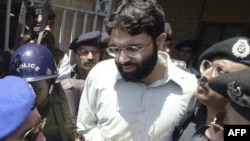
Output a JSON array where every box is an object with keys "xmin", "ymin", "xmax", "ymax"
[{"xmin": 158, "ymin": 0, "xmax": 250, "ymax": 58}]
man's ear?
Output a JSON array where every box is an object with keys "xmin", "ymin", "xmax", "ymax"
[{"xmin": 156, "ymin": 32, "xmax": 166, "ymax": 50}]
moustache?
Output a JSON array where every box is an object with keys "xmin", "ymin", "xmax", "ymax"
[
  {"xmin": 83, "ymin": 62, "xmax": 96, "ymax": 66},
  {"xmin": 198, "ymin": 77, "xmax": 209, "ymax": 90},
  {"xmin": 84, "ymin": 60, "xmax": 96, "ymax": 63},
  {"xmin": 118, "ymin": 62, "xmax": 136, "ymax": 66}
]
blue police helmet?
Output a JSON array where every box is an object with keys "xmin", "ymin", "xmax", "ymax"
[{"xmin": 9, "ymin": 43, "xmax": 58, "ymax": 82}]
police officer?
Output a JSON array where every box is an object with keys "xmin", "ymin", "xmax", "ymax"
[
  {"xmin": 69, "ymin": 31, "xmax": 102, "ymax": 80},
  {"xmin": 175, "ymin": 39, "xmax": 200, "ymax": 78},
  {"xmin": 173, "ymin": 37, "xmax": 250, "ymax": 141},
  {"xmin": 9, "ymin": 43, "xmax": 78, "ymax": 141},
  {"xmin": 0, "ymin": 76, "xmax": 46, "ymax": 141},
  {"xmin": 209, "ymin": 68, "xmax": 250, "ymax": 125},
  {"xmin": 200, "ymin": 67, "xmax": 250, "ymax": 141}
]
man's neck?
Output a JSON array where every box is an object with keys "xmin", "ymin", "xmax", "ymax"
[
  {"xmin": 77, "ymin": 67, "xmax": 90, "ymax": 80},
  {"xmin": 141, "ymin": 60, "xmax": 167, "ymax": 86}
]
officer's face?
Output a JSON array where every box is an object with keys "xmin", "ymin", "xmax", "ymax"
[
  {"xmin": 3, "ymin": 108, "xmax": 46, "ymax": 141},
  {"xmin": 75, "ymin": 45, "xmax": 101, "ymax": 70},
  {"xmin": 177, "ymin": 46, "xmax": 194, "ymax": 63},
  {"xmin": 196, "ymin": 58, "xmax": 249, "ymax": 108},
  {"xmin": 29, "ymin": 79, "xmax": 50, "ymax": 106}
]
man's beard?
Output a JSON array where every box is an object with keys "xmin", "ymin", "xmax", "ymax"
[{"xmin": 116, "ymin": 45, "xmax": 158, "ymax": 82}]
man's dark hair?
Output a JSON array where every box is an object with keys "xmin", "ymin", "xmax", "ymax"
[{"xmin": 106, "ymin": 0, "xmax": 165, "ymax": 40}]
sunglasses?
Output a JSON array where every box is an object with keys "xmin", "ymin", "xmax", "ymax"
[{"xmin": 22, "ymin": 118, "xmax": 47, "ymax": 141}]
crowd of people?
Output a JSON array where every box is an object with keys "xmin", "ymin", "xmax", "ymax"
[{"xmin": 0, "ymin": 0, "xmax": 250, "ymax": 141}]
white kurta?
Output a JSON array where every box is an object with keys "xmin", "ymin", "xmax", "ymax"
[{"xmin": 77, "ymin": 52, "xmax": 198, "ymax": 141}]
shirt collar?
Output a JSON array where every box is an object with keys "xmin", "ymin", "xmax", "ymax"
[
  {"xmin": 114, "ymin": 51, "xmax": 192, "ymax": 87},
  {"xmin": 160, "ymin": 51, "xmax": 193, "ymax": 85}
]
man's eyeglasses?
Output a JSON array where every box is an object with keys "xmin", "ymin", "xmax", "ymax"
[
  {"xmin": 76, "ymin": 50, "xmax": 100, "ymax": 56},
  {"xmin": 23, "ymin": 118, "xmax": 47, "ymax": 141},
  {"xmin": 200, "ymin": 60, "xmax": 228, "ymax": 77},
  {"xmin": 106, "ymin": 40, "xmax": 152, "ymax": 57}
]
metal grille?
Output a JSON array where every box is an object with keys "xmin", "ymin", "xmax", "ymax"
[{"xmin": 3, "ymin": 0, "xmax": 112, "ymax": 52}]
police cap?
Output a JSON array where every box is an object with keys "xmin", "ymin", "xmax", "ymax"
[
  {"xmin": 69, "ymin": 31, "xmax": 101, "ymax": 52},
  {"xmin": 175, "ymin": 39, "xmax": 198, "ymax": 51},
  {"xmin": 0, "ymin": 76, "xmax": 35, "ymax": 139},
  {"xmin": 198, "ymin": 37, "xmax": 250, "ymax": 66},
  {"xmin": 208, "ymin": 68, "xmax": 250, "ymax": 121}
]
